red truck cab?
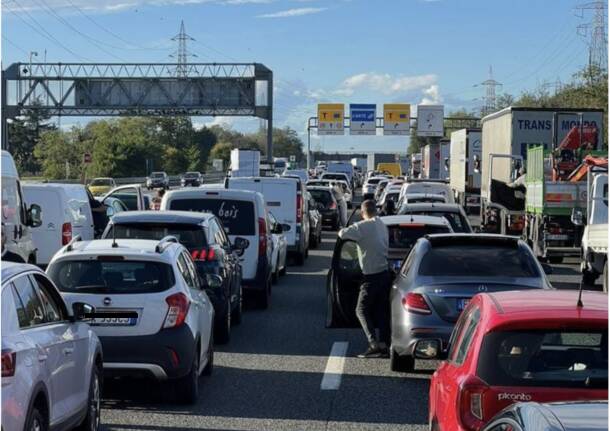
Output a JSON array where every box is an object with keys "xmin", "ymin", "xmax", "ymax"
[{"xmin": 425, "ymin": 290, "xmax": 608, "ymax": 431}]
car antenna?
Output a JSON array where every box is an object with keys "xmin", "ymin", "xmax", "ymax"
[
  {"xmin": 112, "ymin": 225, "xmax": 118, "ymax": 248},
  {"xmin": 577, "ymin": 281, "xmax": 584, "ymax": 308}
]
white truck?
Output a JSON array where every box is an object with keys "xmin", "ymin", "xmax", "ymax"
[
  {"xmin": 439, "ymin": 139, "xmax": 450, "ymax": 181},
  {"xmin": 480, "ymin": 107, "xmax": 604, "ymax": 235},
  {"xmin": 410, "ymin": 153, "xmax": 422, "ymax": 178},
  {"xmin": 450, "ymin": 128, "xmax": 482, "ymax": 214},
  {"xmin": 422, "ymin": 142, "xmax": 440, "ymax": 179},
  {"xmin": 577, "ymin": 160, "xmax": 608, "ymax": 290},
  {"xmin": 231, "ymin": 149, "xmax": 261, "ymax": 177}
]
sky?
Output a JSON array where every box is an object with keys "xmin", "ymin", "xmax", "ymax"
[{"xmin": 0, "ymin": 0, "xmax": 602, "ymax": 153}]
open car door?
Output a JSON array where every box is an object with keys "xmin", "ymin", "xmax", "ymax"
[
  {"xmin": 326, "ymin": 238, "xmax": 363, "ymax": 328},
  {"xmin": 103, "ymin": 185, "xmax": 146, "ymax": 211}
]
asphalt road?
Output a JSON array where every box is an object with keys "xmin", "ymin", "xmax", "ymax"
[{"xmin": 100, "ymin": 200, "xmax": 599, "ymax": 431}]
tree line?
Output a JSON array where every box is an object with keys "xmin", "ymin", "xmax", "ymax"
[{"xmin": 8, "ymin": 107, "xmax": 305, "ymax": 179}]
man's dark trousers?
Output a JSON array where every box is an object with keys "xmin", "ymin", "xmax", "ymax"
[{"xmin": 355, "ymin": 270, "xmax": 391, "ymax": 346}]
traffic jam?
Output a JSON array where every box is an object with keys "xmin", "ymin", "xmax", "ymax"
[{"xmin": 1, "ymin": 109, "xmax": 608, "ymax": 431}]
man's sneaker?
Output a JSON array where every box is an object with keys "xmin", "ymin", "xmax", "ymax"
[{"xmin": 357, "ymin": 345, "xmax": 382, "ymax": 358}]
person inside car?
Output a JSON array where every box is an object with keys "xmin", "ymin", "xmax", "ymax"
[{"xmin": 338, "ymin": 200, "xmax": 390, "ymax": 358}]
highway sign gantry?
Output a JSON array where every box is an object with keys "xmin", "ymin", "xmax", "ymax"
[
  {"xmin": 383, "ymin": 104, "xmax": 410, "ymax": 135},
  {"xmin": 318, "ymin": 104, "xmax": 344, "ymax": 135},
  {"xmin": 349, "ymin": 104, "xmax": 376, "ymax": 135},
  {"xmin": 417, "ymin": 105, "xmax": 445, "ymax": 137}
]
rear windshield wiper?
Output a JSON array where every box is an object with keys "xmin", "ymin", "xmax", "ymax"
[{"xmin": 72, "ymin": 284, "xmax": 109, "ymax": 293}]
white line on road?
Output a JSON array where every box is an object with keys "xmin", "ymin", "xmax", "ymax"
[{"xmin": 320, "ymin": 341, "xmax": 349, "ymax": 390}]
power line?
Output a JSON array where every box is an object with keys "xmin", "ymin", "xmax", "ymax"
[
  {"xmin": 1, "ymin": 34, "xmax": 28, "ymax": 55},
  {"xmin": 4, "ymin": 0, "xmax": 92, "ymax": 61}
]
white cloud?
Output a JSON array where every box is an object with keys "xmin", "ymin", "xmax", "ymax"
[
  {"xmin": 257, "ymin": 7, "xmax": 326, "ymax": 18},
  {"xmin": 420, "ymin": 84, "xmax": 442, "ymax": 105},
  {"xmin": 336, "ymin": 72, "xmax": 437, "ymax": 96}
]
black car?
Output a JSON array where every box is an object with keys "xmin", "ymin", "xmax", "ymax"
[
  {"xmin": 102, "ymin": 210, "xmax": 247, "ymax": 344},
  {"xmin": 482, "ymin": 401, "xmax": 608, "ymax": 431},
  {"xmin": 397, "ymin": 202, "xmax": 473, "ymax": 233},
  {"xmin": 308, "ymin": 186, "xmax": 341, "ymax": 230},
  {"xmin": 181, "ymin": 171, "xmax": 203, "ymax": 187}
]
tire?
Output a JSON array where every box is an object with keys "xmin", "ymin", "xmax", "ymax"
[
  {"xmin": 602, "ymin": 259, "xmax": 608, "ymax": 293},
  {"xmin": 177, "ymin": 348, "xmax": 200, "ymax": 404},
  {"xmin": 76, "ymin": 364, "xmax": 101, "ymax": 431},
  {"xmin": 582, "ymin": 270, "xmax": 598, "ymax": 286},
  {"xmin": 279, "ymin": 264, "xmax": 287, "ymax": 276},
  {"xmin": 272, "ymin": 264, "xmax": 279, "ymax": 284},
  {"xmin": 231, "ymin": 286, "xmax": 242, "ymax": 325},
  {"xmin": 325, "ymin": 286, "xmax": 344, "ymax": 328},
  {"xmin": 25, "ymin": 405, "xmax": 47, "ymax": 431},
  {"xmin": 202, "ymin": 335, "xmax": 214, "ymax": 376},
  {"xmin": 214, "ymin": 301, "xmax": 231, "ymax": 345},
  {"xmin": 390, "ymin": 347, "xmax": 415, "ymax": 372},
  {"xmin": 548, "ymin": 256, "xmax": 563, "ymax": 264},
  {"xmin": 332, "ymin": 219, "xmax": 340, "ymax": 231},
  {"xmin": 257, "ymin": 279, "xmax": 271, "ymax": 309}
]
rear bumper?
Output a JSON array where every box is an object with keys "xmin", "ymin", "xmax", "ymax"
[
  {"xmin": 320, "ymin": 211, "xmax": 338, "ymax": 226},
  {"xmin": 391, "ymin": 313, "xmax": 453, "ymax": 356},
  {"xmin": 99, "ymin": 325, "xmax": 196, "ymax": 380}
]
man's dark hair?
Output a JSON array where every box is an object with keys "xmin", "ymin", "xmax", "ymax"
[{"xmin": 361, "ymin": 199, "xmax": 377, "ymax": 218}]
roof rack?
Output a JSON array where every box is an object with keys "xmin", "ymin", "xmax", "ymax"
[
  {"xmin": 155, "ymin": 236, "xmax": 179, "ymax": 253},
  {"xmin": 65, "ymin": 235, "xmax": 82, "ymax": 252}
]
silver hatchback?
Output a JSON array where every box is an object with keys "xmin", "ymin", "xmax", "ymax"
[{"xmin": 389, "ymin": 234, "xmax": 553, "ymax": 372}]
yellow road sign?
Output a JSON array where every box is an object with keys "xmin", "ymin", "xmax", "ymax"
[
  {"xmin": 318, "ymin": 103, "xmax": 344, "ymax": 135},
  {"xmin": 383, "ymin": 104, "xmax": 410, "ymax": 135}
]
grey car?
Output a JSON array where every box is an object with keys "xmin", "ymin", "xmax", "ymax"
[
  {"xmin": 390, "ymin": 234, "xmax": 553, "ymax": 372},
  {"xmin": 397, "ymin": 202, "xmax": 473, "ymax": 233},
  {"xmin": 482, "ymin": 401, "xmax": 608, "ymax": 431}
]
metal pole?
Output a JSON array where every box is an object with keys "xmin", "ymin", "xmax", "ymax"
[
  {"xmin": 1, "ymin": 75, "xmax": 7, "ymax": 151},
  {"xmin": 307, "ymin": 120, "xmax": 311, "ymax": 171},
  {"xmin": 266, "ymin": 71, "xmax": 273, "ymax": 163}
]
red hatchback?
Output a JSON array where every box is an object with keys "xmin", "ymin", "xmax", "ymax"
[{"xmin": 420, "ymin": 290, "xmax": 608, "ymax": 431}]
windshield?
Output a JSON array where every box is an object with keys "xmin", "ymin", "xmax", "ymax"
[
  {"xmin": 185, "ymin": 172, "xmax": 199, "ymax": 178},
  {"xmin": 168, "ymin": 198, "xmax": 255, "ymax": 236},
  {"xmin": 151, "ymin": 172, "xmax": 164, "ymax": 178},
  {"xmin": 309, "ymin": 189, "xmax": 333, "ymax": 206},
  {"xmin": 403, "ymin": 211, "xmax": 470, "ymax": 233},
  {"xmin": 107, "ymin": 223, "xmax": 207, "ymax": 249},
  {"xmin": 48, "ymin": 260, "xmax": 175, "ymax": 294},
  {"xmin": 387, "ymin": 224, "xmax": 450, "ymax": 249},
  {"xmin": 418, "ymin": 245, "xmax": 540, "ymax": 277},
  {"xmin": 367, "ymin": 178, "xmax": 382, "ymax": 185},
  {"xmin": 478, "ymin": 330, "xmax": 608, "ymax": 389},
  {"xmin": 91, "ymin": 179, "xmax": 112, "ymax": 186}
]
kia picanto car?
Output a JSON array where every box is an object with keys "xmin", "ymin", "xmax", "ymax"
[
  {"xmin": 421, "ymin": 290, "xmax": 608, "ymax": 431},
  {"xmin": 2, "ymin": 262, "xmax": 102, "ymax": 431}
]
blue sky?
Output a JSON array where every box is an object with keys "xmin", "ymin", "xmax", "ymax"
[{"xmin": 1, "ymin": 0, "xmax": 599, "ymax": 153}]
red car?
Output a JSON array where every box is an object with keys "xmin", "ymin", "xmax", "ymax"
[{"xmin": 419, "ymin": 290, "xmax": 608, "ymax": 431}]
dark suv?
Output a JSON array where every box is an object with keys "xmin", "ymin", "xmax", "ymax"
[
  {"xmin": 102, "ymin": 211, "xmax": 248, "ymax": 344},
  {"xmin": 181, "ymin": 172, "xmax": 203, "ymax": 187},
  {"xmin": 146, "ymin": 171, "xmax": 169, "ymax": 189}
]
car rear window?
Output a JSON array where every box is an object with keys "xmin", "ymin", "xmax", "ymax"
[
  {"xmin": 107, "ymin": 223, "xmax": 207, "ymax": 250},
  {"xmin": 367, "ymin": 178, "xmax": 382, "ymax": 185},
  {"xmin": 387, "ymin": 224, "xmax": 450, "ymax": 249},
  {"xmin": 418, "ymin": 245, "xmax": 540, "ymax": 277},
  {"xmin": 403, "ymin": 211, "xmax": 469, "ymax": 233},
  {"xmin": 324, "ymin": 174, "xmax": 348, "ymax": 181},
  {"xmin": 477, "ymin": 330, "xmax": 608, "ymax": 389},
  {"xmin": 168, "ymin": 198, "xmax": 255, "ymax": 236},
  {"xmin": 48, "ymin": 260, "xmax": 175, "ymax": 294},
  {"xmin": 310, "ymin": 189, "xmax": 333, "ymax": 206}
]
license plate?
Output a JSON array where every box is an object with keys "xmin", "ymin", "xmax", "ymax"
[
  {"xmin": 457, "ymin": 298, "xmax": 470, "ymax": 311},
  {"xmin": 91, "ymin": 316, "xmax": 137, "ymax": 326}
]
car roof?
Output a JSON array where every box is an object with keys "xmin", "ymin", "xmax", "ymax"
[
  {"xmin": 380, "ymin": 215, "xmax": 452, "ymax": 227},
  {"xmin": 1, "ymin": 261, "xmax": 43, "ymax": 286},
  {"xmin": 423, "ymin": 233, "xmax": 521, "ymax": 247},
  {"xmin": 52, "ymin": 239, "xmax": 181, "ymax": 263},
  {"xmin": 109, "ymin": 210, "xmax": 214, "ymax": 225},
  {"xmin": 479, "ymin": 290, "xmax": 608, "ymax": 330},
  {"xmin": 400, "ymin": 203, "xmax": 462, "ymax": 213}
]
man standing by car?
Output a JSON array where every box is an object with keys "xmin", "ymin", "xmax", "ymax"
[{"xmin": 338, "ymin": 200, "xmax": 390, "ymax": 358}]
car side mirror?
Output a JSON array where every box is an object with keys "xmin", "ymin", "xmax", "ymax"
[
  {"xmin": 27, "ymin": 204, "xmax": 42, "ymax": 228},
  {"xmin": 541, "ymin": 263, "xmax": 553, "ymax": 275},
  {"xmin": 413, "ymin": 339, "xmax": 444, "ymax": 360},
  {"xmin": 72, "ymin": 302, "xmax": 94, "ymax": 321},
  {"xmin": 106, "ymin": 205, "xmax": 115, "ymax": 217},
  {"xmin": 571, "ymin": 208, "xmax": 584, "ymax": 226},
  {"xmin": 232, "ymin": 237, "xmax": 249, "ymax": 256}
]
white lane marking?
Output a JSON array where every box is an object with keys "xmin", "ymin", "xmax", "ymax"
[{"xmin": 320, "ymin": 341, "xmax": 349, "ymax": 390}]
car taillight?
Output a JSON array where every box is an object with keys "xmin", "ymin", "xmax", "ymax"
[
  {"xmin": 61, "ymin": 222, "xmax": 72, "ymax": 245},
  {"xmin": 458, "ymin": 376, "xmax": 489, "ymax": 431},
  {"xmin": 296, "ymin": 194, "xmax": 303, "ymax": 223},
  {"xmin": 162, "ymin": 293, "xmax": 190, "ymax": 329},
  {"xmin": 258, "ymin": 217, "xmax": 267, "ymax": 257},
  {"xmin": 329, "ymin": 201, "xmax": 337, "ymax": 210},
  {"xmin": 1, "ymin": 349, "xmax": 16, "ymax": 377},
  {"xmin": 402, "ymin": 293, "xmax": 431, "ymax": 314},
  {"xmin": 191, "ymin": 248, "xmax": 218, "ymax": 261}
]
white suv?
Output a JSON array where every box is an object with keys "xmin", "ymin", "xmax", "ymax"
[
  {"xmin": 46, "ymin": 236, "xmax": 215, "ymax": 404},
  {"xmin": 1, "ymin": 262, "xmax": 102, "ymax": 431}
]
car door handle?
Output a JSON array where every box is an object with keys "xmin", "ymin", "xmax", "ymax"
[{"xmin": 62, "ymin": 347, "xmax": 74, "ymax": 356}]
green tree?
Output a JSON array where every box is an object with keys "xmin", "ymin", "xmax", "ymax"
[
  {"xmin": 9, "ymin": 99, "xmax": 56, "ymax": 175},
  {"xmin": 34, "ymin": 128, "xmax": 83, "ymax": 180},
  {"xmin": 208, "ymin": 142, "xmax": 234, "ymax": 167}
]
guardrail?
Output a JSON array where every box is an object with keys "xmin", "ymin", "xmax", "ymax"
[{"xmin": 23, "ymin": 172, "xmax": 227, "ymax": 187}]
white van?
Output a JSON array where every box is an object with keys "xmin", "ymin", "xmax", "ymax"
[
  {"xmin": 226, "ymin": 177, "xmax": 310, "ymax": 265},
  {"xmin": 161, "ymin": 188, "xmax": 274, "ymax": 307},
  {"xmin": 399, "ymin": 181, "xmax": 455, "ymax": 204},
  {"xmin": 22, "ymin": 183, "xmax": 95, "ymax": 266},
  {"xmin": 1, "ymin": 151, "xmax": 41, "ymax": 263}
]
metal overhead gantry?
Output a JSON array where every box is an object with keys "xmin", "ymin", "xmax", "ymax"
[
  {"xmin": 1, "ymin": 62, "xmax": 274, "ymax": 159},
  {"xmin": 305, "ymin": 115, "xmax": 482, "ymax": 169}
]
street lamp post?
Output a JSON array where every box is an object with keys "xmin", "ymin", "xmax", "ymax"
[{"xmin": 28, "ymin": 51, "xmax": 38, "ymax": 100}]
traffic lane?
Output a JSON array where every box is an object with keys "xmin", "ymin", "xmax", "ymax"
[
  {"xmin": 101, "ymin": 231, "xmax": 432, "ymax": 431},
  {"xmin": 548, "ymin": 257, "xmax": 603, "ymax": 291}
]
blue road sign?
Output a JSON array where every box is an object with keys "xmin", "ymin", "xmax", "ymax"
[{"xmin": 349, "ymin": 104, "xmax": 376, "ymax": 135}]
